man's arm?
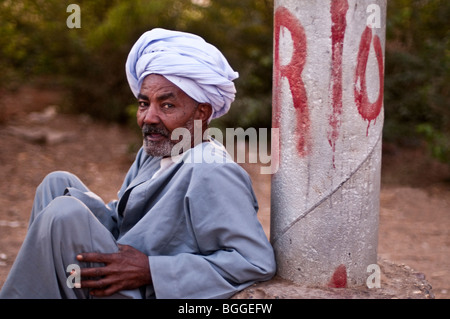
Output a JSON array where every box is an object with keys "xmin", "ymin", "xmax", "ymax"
[{"xmin": 149, "ymin": 162, "xmax": 276, "ymax": 298}]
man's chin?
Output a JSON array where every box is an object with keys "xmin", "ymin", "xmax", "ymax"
[{"xmin": 143, "ymin": 141, "xmax": 173, "ymax": 157}]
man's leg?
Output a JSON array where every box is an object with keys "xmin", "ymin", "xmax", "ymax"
[
  {"xmin": 0, "ymin": 196, "xmax": 141, "ymax": 299},
  {"xmin": 29, "ymin": 171, "xmax": 91, "ymax": 226},
  {"xmin": 29, "ymin": 171, "xmax": 118, "ymax": 235}
]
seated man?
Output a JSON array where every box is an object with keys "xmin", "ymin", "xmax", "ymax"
[{"xmin": 0, "ymin": 28, "xmax": 276, "ymax": 299}]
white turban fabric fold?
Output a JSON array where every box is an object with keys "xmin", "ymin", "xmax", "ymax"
[{"xmin": 125, "ymin": 28, "xmax": 239, "ymax": 120}]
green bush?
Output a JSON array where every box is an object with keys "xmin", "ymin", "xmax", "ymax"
[
  {"xmin": 1, "ymin": 0, "xmax": 448, "ymax": 164},
  {"xmin": 384, "ymin": 0, "xmax": 449, "ymax": 163},
  {"xmin": 0, "ymin": 0, "xmax": 273, "ymax": 125}
]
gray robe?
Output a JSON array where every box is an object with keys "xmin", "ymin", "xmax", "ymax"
[{"xmin": 0, "ymin": 140, "xmax": 276, "ymax": 299}]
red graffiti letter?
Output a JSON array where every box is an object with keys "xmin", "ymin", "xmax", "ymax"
[
  {"xmin": 328, "ymin": 0, "xmax": 349, "ymax": 166},
  {"xmin": 354, "ymin": 26, "xmax": 384, "ymax": 132},
  {"xmin": 274, "ymin": 7, "xmax": 310, "ymax": 157}
]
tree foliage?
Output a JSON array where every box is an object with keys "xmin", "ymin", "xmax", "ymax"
[
  {"xmin": 384, "ymin": 0, "xmax": 450, "ymax": 162},
  {"xmin": 0, "ymin": 0, "xmax": 274, "ymax": 128},
  {"xmin": 1, "ymin": 0, "xmax": 448, "ymax": 162}
]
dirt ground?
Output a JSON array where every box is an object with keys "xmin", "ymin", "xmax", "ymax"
[{"xmin": 0, "ymin": 84, "xmax": 449, "ymax": 298}]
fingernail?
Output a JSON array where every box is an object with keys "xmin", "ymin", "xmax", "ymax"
[
  {"xmin": 74, "ymin": 283, "xmax": 81, "ymax": 289},
  {"xmin": 76, "ymin": 255, "xmax": 83, "ymax": 260}
]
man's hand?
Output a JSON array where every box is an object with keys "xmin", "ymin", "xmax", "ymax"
[{"xmin": 76, "ymin": 244, "xmax": 151, "ymax": 297}]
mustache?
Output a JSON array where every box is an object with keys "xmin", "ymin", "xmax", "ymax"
[{"xmin": 142, "ymin": 124, "xmax": 170, "ymax": 137}]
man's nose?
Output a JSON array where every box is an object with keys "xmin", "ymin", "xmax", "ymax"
[{"xmin": 143, "ymin": 104, "xmax": 161, "ymax": 124}]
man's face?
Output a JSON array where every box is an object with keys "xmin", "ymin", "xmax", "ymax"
[{"xmin": 136, "ymin": 74, "xmax": 202, "ymax": 157}]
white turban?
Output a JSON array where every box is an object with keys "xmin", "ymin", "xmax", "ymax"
[{"xmin": 125, "ymin": 28, "xmax": 239, "ymax": 120}]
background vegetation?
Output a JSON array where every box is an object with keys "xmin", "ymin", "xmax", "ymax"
[{"xmin": 0, "ymin": 0, "xmax": 448, "ymax": 163}]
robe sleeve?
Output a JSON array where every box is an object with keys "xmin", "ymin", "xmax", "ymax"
[{"xmin": 149, "ymin": 162, "xmax": 276, "ymax": 299}]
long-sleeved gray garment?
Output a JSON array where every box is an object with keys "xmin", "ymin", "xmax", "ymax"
[{"xmin": 0, "ymin": 140, "xmax": 276, "ymax": 299}]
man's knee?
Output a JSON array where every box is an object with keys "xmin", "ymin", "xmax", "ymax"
[
  {"xmin": 40, "ymin": 196, "xmax": 92, "ymax": 225},
  {"xmin": 33, "ymin": 196, "xmax": 117, "ymax": 258},
  {"xmin": 40, "ymin": 171, "xmax": 77, "ymax": 188},
  {"xmin": 35, "ymin": 171, "xmax": 83, "ymax": 201}
]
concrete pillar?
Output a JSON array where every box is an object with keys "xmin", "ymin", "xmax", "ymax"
[{"xmin": 271, "ymin": 0, "xmax": 386, "ymax": 287}]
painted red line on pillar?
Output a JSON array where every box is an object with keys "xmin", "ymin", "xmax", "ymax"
[
  {"xmin": 328, "ymin": 264, "xmax": 348, "ymax": 288},
  {"xmin": 354, "ymin": 26, "xmax": 384, "ymax": 134},
  {"xmin": 328, "ymin": 0, "xmax": 349, "ymax": 168},
  {"xmin": 274, "ymin": 6, "xmax": 310, "ymax": 157}
]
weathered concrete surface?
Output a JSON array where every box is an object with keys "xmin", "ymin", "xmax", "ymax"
[
  {"xmin": 232, "ymin": 258, "xmax": 434, "ymax": 299},
  {"xmin": 271, "ymin": 0, "xmax": 386, "ymax": 287}
]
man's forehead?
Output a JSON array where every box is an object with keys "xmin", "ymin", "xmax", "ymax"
[
  {"xmin": 138, "ymin": 91, "xmax": 176, "ymax": 100},
  {"xmin": 139, "ymin": 75, "xmax": 184, "ymax": 99}
]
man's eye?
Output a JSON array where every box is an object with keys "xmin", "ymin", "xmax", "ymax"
[
  {"xmin": 162, "ymin": 103, "xmax": 174, "ymax": 110},
  {"xmin": 138, "ymin": 101, "xmax": 149, "ymax": 108}
]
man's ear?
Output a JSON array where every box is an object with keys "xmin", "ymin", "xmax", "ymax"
[{"xmin": 195, "ymin": 103, "xmax": 213, "ymax": 124}]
